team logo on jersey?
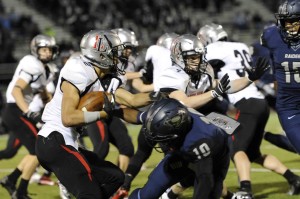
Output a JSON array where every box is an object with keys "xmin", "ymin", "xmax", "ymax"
[{"xmin": 291, "ymin": 43, "xmax": 300, "ymax": 51}]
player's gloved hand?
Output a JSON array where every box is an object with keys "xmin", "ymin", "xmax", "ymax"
[
  {"xmin": 103, "ymin": 92, "xmax": 114, "ymax": 117},
  {"xmin": 211, "ymin": 73, "xmax": 230, "ymax": 98},
  {"xmin": 141, "ymin": 61, "xmax": 153, "ymax": 84},
  {"xmin": 102, "ymin": 74, "xmax": 124, "ymax": 92},
  {"xmin": 138, "ymin": 68, "xmax": 147, "ymax": 77},
  {"xmin": 149, "ymin": 91, "xmax": 168, "ymax": 102},
  {"xmin": 247, "ymin": 56, "xmax": 270, "ymax": 82},
  {"xmin": 24, "ymin": 110, "xmax": 44, "ymax": 129}
]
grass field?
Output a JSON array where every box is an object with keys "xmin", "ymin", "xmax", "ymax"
[{"xmin": 0, "ymin": 110, "xmax": 300, "ymax": 199}]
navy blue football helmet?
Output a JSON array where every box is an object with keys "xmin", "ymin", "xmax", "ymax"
[
  {"xmin": 144, "ymin": 98, "xmax": 192, "ymax": 144},
  {"xmin": 275, "ymin": 0, "xmax": 300, "ymax": 44}
]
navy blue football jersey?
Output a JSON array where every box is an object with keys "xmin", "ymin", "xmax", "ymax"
[
  {"xmin": 251, "ymin": 40, "xmax": 274, "ymax": 84},
  {"xmin": 261, "ymin": 26, "xmax": 300, "ymax": 111},
  {"xmin": 180, "ymin": 112, "xmax": 228, "ymax": 162}
]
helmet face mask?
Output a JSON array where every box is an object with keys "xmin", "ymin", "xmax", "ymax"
[
  {"xmin": 275, "ymin": 0, "xmax": 300, "ymax": 45},
  {"xmin": 144, "ymin": 99, "xmax": 192, "ymax": 147},
  {"xmin": 80, "ymin": 30, "xmax": 125, "ymax": 74},
  {"xmin": 111, "ymin": 28, "xmax": 139, "ymax": 69},
  {"xmin": 30, "ymin": 34, "xmax": 59, "ymax": 63}
]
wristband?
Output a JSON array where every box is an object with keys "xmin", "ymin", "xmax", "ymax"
[{"xmin": 83, "ymin": 111, "xmax": 101, "ymax": 123}]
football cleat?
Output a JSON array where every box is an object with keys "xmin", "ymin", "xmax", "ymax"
[
  {"xmin": 0, "ymin": 176, "xmax": 16, "ymax": 195},
  {"xmin": 231, "ymin": 191, "xmax": 254, "ymax": 199},
  {"xmin": 112, "ymin": 188, "xmax": 129, "ymax": 199},
  {"xmin": 58, "ymin": 181, "xmax": 71, "ymax": 199},
  {"xmin": 29, "ymin": 172, "xmax": 41, "ymax": 184},
  {"xmin": 38, "ymin": 175, "xmax": 56, "ymax": 186},
  {"xmin": 287, "ymin": 177, "xmax": 300, "ymax": 195},
  {"xmin": 11, "ymin": 191, "xmax": 32, "ymax": 199}
]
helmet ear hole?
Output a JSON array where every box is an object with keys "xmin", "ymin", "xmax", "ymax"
[{"xmin": 99, "ymin": 54, "xmax": 105, "ymax": 60}]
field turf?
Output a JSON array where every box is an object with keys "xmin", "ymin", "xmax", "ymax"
[{"xmin": 0, "ymin": 110, "xmax": 299, "ymax": 198}]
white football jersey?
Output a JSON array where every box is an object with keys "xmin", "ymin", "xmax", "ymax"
[
  {"xmin": 186, "ymin": 64, "xmax": 215, "ymax": 96},
  {"xmin": 6, "ymin": 55, "xmax": 56, "ymax": 104},
  {"xmin": 155, "ymin": 62, "xmax": 214, "ymax": 95},
  {"xmin": 155, "ymin": 64, "xmax": 190, "ymax": 92},
  {"xmin": 145, "ymin": 45, "xmax": 173, "ymax": 91},
  {"xmin": 39, "ymin": 55, "xmax": 106, "ymax": 148},
  {"xmin": 206, "ymin": 41, "xmax": 264, "ymax": 104},
  {"xmin": 28, "ymin": 81, "xmax": 56, "ymax": 112}
]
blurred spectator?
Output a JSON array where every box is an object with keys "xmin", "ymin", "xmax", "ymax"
[{"xmin": 233, "ymin": 10, "xmax": 251, "ymax": 30}]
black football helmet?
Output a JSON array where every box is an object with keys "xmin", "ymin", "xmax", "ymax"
[
  {"xmin": 275, "ymin": 0, "xmax": 300, "ymax": 45},
  {"xmin": 144, "ymin": 98, "xmax": 192, "ymax": 146}
]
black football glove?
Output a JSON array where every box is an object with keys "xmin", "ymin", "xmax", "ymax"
[
  {"xmin": 103, "ymin": 92, "xmax": 114, "ymax": 117},
  {"xmin": 211, "ymin": 73, "xmax": 231, "ymax": 98},
  {"xmin": 247, "ymin": 56, "xmax": 270, "ymax": 82},
  {"xmin": 149, "ymin": 91, "xmax": 168, "ymax": 102},
  {"xmin": 24, "ymin": 111, "xmax": 44, "ymax": 129},
  {"xmin": 141, "ymin": 60, "xmax": 153, "ymax": 84}
]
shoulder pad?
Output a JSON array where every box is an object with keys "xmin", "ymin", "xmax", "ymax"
[
  {"xmin": 261, "ymin": 26, "xmax": 281, "ymax": 48},
  {"xmin": 19, "ymin": 55, "xmax": 44, "ymax": 75},
  {"xmin": 61, "ymin": 59, "xmax": 88, "ymax": 92}
]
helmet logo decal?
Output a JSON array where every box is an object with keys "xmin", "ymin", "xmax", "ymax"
[
  {"xmin": 93, "ymin": 35, "xmax": 101, "ymax": 51},
  {"xmin": 281, "ymin": 1, "xmax": 288, "ymax": 15},
  {"xmin": 164, "ymin": 110, "xmax": 186, "ymax": 129},
  {"xmin": 93, "ymin": 35, "xmax": 109, "ymax": 52}
]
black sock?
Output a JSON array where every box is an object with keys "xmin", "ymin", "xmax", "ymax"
[
  {"xmin": 240, "ymin": 180, "xmax": 252, "ymax": 193},
  {"xmin": 17, "ymin": 179, "xmax": 29, "ymax": 195},
  {"xmin": 7, "ymin": 168, "xmax": 22, "ymax": 185},
  {"xmin": 283, "ymin": 169, "xmax": 298, "ymax": 184},
  {"xmin": 122, "ymin": 173, "xmax": 133, "ymax": 191},
  {"xmin": 167, "ymin": 189, "xmax": 179, "ymax": 199}
]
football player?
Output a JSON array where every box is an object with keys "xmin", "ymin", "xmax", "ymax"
[
  {"xmin": 250, "ymin": 23, "xmax": 298, "ymax": 155},
  {"xmin": 0, "ymin": 34, "xmax": 58, "ymax": 198},
  {"xmin": 261, "ymin": 0, "xmax": 300, "ymax": 155},
  {"xmin": 112, "ymin": 32, "xmax": 179, "ymax": 199},
  {"xmin": 84, "ymin": 28, "xmax": 141, "ymax": 173},
  {"xmin": 200, "ymin": 22, "xmax": 300, "ymax": 197},
  {"xmin": 129, "ymin": 98, "xmax": 231, "ymax": 199},
  {"xmin": 35, "ymin": 30, "xmax": 159, "ymax": 199}
]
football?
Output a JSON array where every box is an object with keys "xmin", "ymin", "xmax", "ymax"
[{"xmin": 78, "ymin": 91, "xmax": 110, "ymax": 111}]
